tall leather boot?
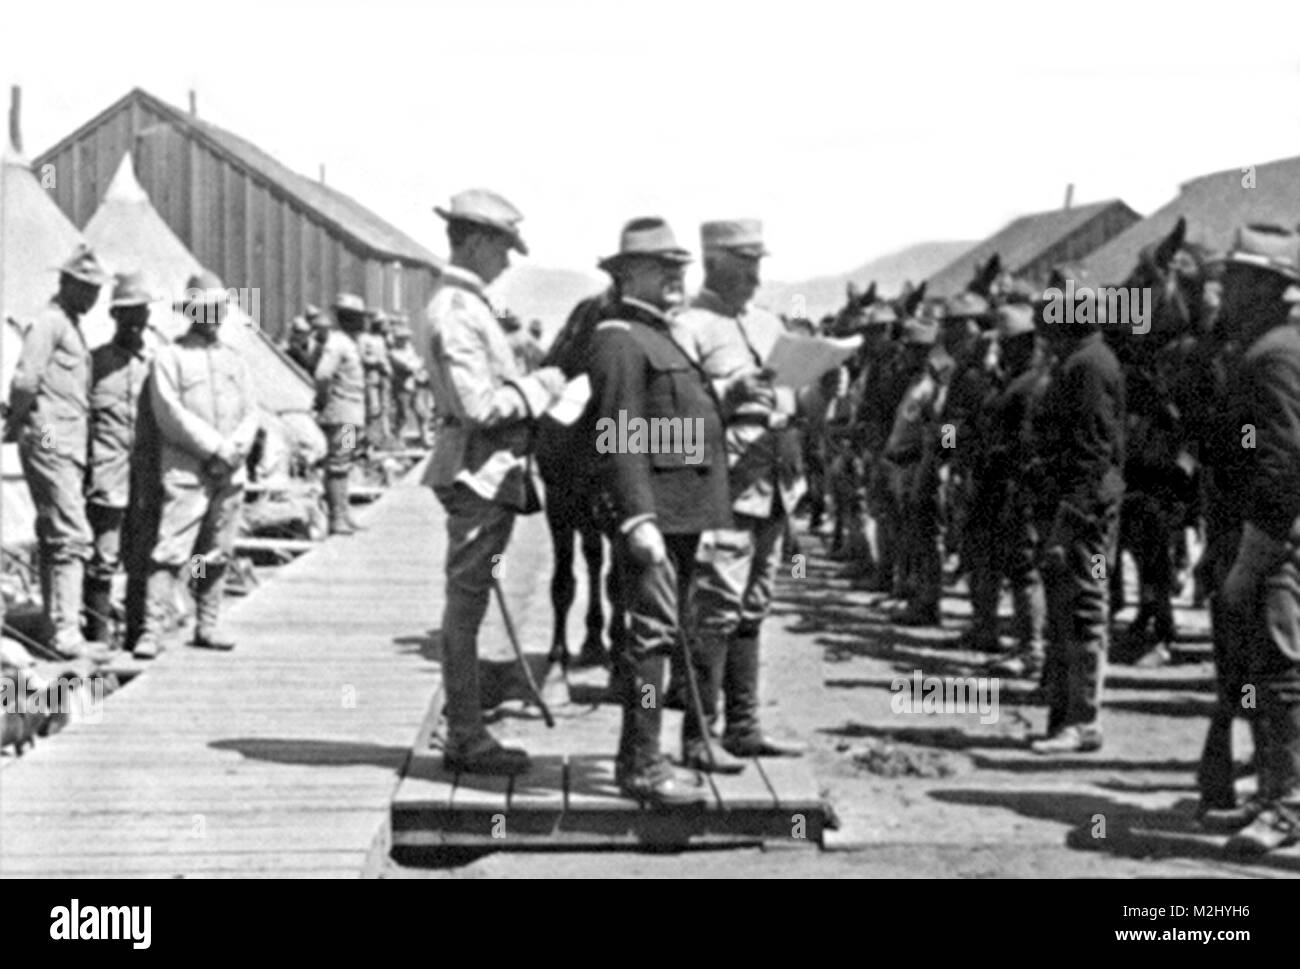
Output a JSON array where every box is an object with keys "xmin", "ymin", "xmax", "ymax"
[
  {"xmin": 133, "ymin": 566, "xmax": 176, "ymax": 659},
  {"xmin": 681, "ymin": 633, "xmax": 745, "ymax": 773},
  {"xmin": 48, "ymin": 558, "xmax": 93, "ymax": 659},
  {"xmin": 441, "ymin": 590, "xmax": 529, "ymax": 775},
  {"xmin": 326, "ymin": 473, "xmax": 355, "ymax": 536},
  {"xmin": 1227, "ymin": 679, "xmax": 1300, "ymax": 854},
  {"xmin": 192, "ymin": 563, "xmax": 236, "ymax": 650},
  {"xmin": 721, "ymin": 631, "xmax": 804, "ymax": 758},
  {"xmin": 83, "ymin": 575, "xmax": 114, "ymax": 645},
  {"xmin": 616, "ymin": 650, "xmax": 707, "ymax": 806}
]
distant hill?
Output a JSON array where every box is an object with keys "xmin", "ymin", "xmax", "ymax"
[
  {"xmin": 759, "ymin": 241, "xmax": 977, "ymax": 320},
  {"xmin": 490, "ymin": 265, "xmax": 606, "ymax": 343}
]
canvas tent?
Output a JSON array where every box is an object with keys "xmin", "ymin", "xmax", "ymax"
[{"xmin": 1081, "ymin": 155, "xmax": 1300, "ymax": 286}]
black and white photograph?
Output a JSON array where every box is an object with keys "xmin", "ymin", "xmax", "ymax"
[{"xmin": 0, "ymin": 0, "xmax": 1298, "ymax": 908}]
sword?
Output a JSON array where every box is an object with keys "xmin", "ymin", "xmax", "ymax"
[{"xmin": 492, "ymin": 576, "xmax": 555, "ymax": 728}]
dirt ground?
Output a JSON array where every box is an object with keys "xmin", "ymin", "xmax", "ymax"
[{"xmin": 384, "ymin": 515, "xmax": 1300, "ymax": 879}]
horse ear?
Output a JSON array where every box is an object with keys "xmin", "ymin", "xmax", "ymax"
[
  {"xmin": 973, "ymin": 254, "xmax": 1001, "ymax": 295},
  {"xmin": 863, "ymin": 281, "xmax": 877, "ymax": 304},
  {"xmin": 1154, "ymin": 216, "xmax": 1188, "ymax": 267},
  {"xmin": 846, "ymin": 281, "xmax": 861, "ymax": 302},
  {"xmin": 1048, "ymin": 267, "xmax": 1065, "ymax": 291},
  {"xmin": 904, "ymin": 282, "xmax": 926, "ymax": 316}
]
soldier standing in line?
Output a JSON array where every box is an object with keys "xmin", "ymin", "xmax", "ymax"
[
  {"xmin": 420, "ymin": 189, "xmax": 566, "ymax": 775},
  {"xmin": 360, "ymin": 309, "xmax": 394, "ymax": 450},
  {"xmin": 585, "ymin": 217, "xmax": 731, "ymax": 804},
  {"xmin": 314, "ymin": 293, "xmax": 369, "ymax": 535},
  {"xmin": 285, "ymin": 314, "xmax": 317, "ymax": 374},
  {"xmin": 84, "ymin": 272, "xmax": 154, "ymax": 645},
  {"xmin": 4, "ymin": 245, "xmax": 109, "ymax": 659},
  {"xmin": 1027, "ymin": 278, "xmax": 1126, "ymax": 754},
  {"xmin": 387, "ymin": 314, "xmax": 424, "ymax": 445},
  {"xmin": 135, "ymin": 271, "xmax": 259, "ymax": 657},
  {"xmin": 674, "ymin": 219, "xmax": 813, "ymax": 771}
]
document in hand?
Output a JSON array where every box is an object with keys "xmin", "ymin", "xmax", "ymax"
[
  {"xmin": 764, "ymin": 333, "xmax": 863, "ymax": 389},
  {"xmin": 545, "ymin": 374, "xmax": 592, "ymax": 426}
]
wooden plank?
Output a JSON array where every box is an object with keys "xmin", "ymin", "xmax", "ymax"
[{"xmin": 504, "ymin": 754, "xmax": 564, "ymax": 838}]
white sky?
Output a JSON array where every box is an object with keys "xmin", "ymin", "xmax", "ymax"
[{"xmin": 6, "ymin": 0, "xmax": 1300, "ymax": 281}]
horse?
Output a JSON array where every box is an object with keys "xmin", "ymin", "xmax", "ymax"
[{"xmin": 535, "ymin": 290, "xmax": 621, "ymax": 669}]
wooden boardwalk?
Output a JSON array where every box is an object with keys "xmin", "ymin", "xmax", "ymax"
[{"xmin": 0, "ymin": 468, "xmax": 465, "ymax": 878}]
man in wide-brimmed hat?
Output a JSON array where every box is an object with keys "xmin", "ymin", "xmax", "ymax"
[
  {"xmin": 422, "ymin": 189, "xmax": 567, "ymax": 776},
  {"xmin": 84, "ymin": 272, "xmax": 155, "ymax": 645},
  {"xmin": 137, "ymin": 270, "xmax": 259, "ymax": 657},
  {"xmin": 359, "ymin": 309, "xmax": 394, "ymax": 449},
  {"xmin": 313, "ymin": 293, "xmax": 369, "ymax": 534},
  {"xmin": 5, "ymin": 244, "xmax": 109, "ymax": 659},
  {"xmin": 671, "ymin": 219, "xmax": 812, "ymax": 772},
  {"xmin": 386, "ymin": 314, "xmax": 426, "ymax": 446},
  {"xmin": 583, "ymin": 217, "xmax": 731, "ymax": 805},
  {"xmin": 1195, "ymin": 224, "xmax": 1300, "ymax": 854}
]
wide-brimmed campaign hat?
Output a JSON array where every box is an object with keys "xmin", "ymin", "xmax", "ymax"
[
  {"xmin": 701, "ymin": 219, "xmax": 769, "ymax": 258},
  {"xmin": 945, "ymin": 291, "xmax": 990, "ymax": 320},
  {"xmin": 598, "ymin": 217, "xmax": 693, "ymax": 272},
  {"xmin": 289, "ymin": 315, "xmax": 312, "ymax": 335},
  {"xmin": 995, "ymin": 303, "xmax": 1036, "ymax": 339},
  {"xmin": 56, "ymin": 244, "xmax": 110, "ymax": 286},
  {"xmin": 435, "ymin": 188, "xmax": 528, "ymax": 255},
  {"xmin": 899, "ymin": 316, "xmax": 938, "ymax": 346},
  {"xmin": 1208, "ymin": 223, "xmax": 1300, "ymax": 287},
  {"xmin": 333, "ymin": 292, "xmax": 368, "ymax": 318},
  {"xmin": 173, "ymin": 270, "xmax": 229, "ymax": 309},
  {"xmin": 109, "ymin": 272, "xmax": 153, "ymax": 308}
]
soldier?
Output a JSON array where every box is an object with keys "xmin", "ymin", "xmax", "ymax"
[
  {"xmin": 84, "ymin": 272, "xmax": 154, "ymax": 645},
  {"xmin": 585, "ymin": 216, "xmax": 730, "ymax": 804},
  {"xmin": 137, "ymin": 271, "xmax": 259, "ymax": 657},
  {"xmin": 966, "ymin": 305, "xmax": 1048, "ymax": 665},
  {"xmin": 883, "ymin": 309, "xmax": 950, "ymax": 626},
  {"xmin": 314, "ymin": 293, "xmax": 368, "ymax": 535},
  {"xmin": 285, "ymin": 315, "xmax": 317, "ymax": 374},
  {"xmin": 1207, "ymin": 225, "xmax": 1300, "ymax": 853},
  {"xmin": 528, "ymin": 318, "xmax": 544, "ymax": 344},
  {"xmin": 674, "ymin": 219, "xmax": 812, "ymax": 771},
  {"xmin": 4, "ymin": 244, "xmax": 109, "ymax": 659},
  {"xmin": 360, "ymin": 309, "xmax": 394, "ymax": 450},
  {"xmin": 1027, "ymin": 280, "xmax": 1126, "ymax": 753},
  {"xmin": 387, "ymin": 315, "xmax": 424, "ymax": 445},
  {"xmin": 421, "ymin": 188, "xmax": 566, "ymax": 775}
]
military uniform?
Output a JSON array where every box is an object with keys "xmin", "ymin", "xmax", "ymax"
[
  {"xmin": 421, "ymin": 262, "xmax": 560, "ymax": 761},
  {"xmin": 587, "ymin": 294, "xmax": 731, "ymax": 793},
  {"xmin": 388, "ymin": 322, "xmax": 425, "ymax": 444},
  {"xmin": 142, "ymin": 286, "xmax": 259, "ymax": 654},
  {"xmin": 1028, "ymin": 329, "xmax": 1125, "ymax": 749},
  {"xmin": 6, "ymin": 266, "xmax": 101, "ymax": 655},
  {"xmin": 85, "ymin": 338, "xmax": 151, "ymax": 641},
  {"xmin": 314, "ymin": 312, "xmax": 367, "ymax": 534},
  {"xmin": 359, "ymin": 321, "xmax": 393, "ymax": 450},
  {"xmin": 677, "ymin": 276, "xmax": 809, "ymax": 763}
]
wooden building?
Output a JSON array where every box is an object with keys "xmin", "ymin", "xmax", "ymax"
[{"xmin": 33, "ymin": 88, "xmax": 443, "ymax": 340}]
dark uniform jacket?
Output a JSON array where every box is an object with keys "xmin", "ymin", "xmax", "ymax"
[
  {"xmin": 88, "ymin": 340, "xmax": 151, "ymax": 508},
  {"xmin": 586, "ymin": 297, "xmax": 731, "ymax": 536},
  {"xmin": 973, "ymin": 359, "xmax": 1049, "ymax": 505},
  {"xmin": 1233, "ymin": 323, "xmax": 1300, "ymax": 543},
  {"xmin": 1030, "ymin": 332, "xmax": 1126, "ymax": 517}
]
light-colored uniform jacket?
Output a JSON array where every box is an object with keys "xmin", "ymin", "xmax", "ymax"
[
  {"xmin": 5, "ymin": 300, "xmax": 91, "ymax": 462},
  {"xmin": 676, "ymin": 289, "xmax": 808, "ymax": 519},
  {"xmin": 314, "ymin": 331, "xmax": 366, "ymax": 426},
  {"xmin": 149, "ymin": 331, "xmax": 260, "ymax": 487},
  {"xmin": 88, "ymin": 340, "xmax": 151, "ymax": 508},
  {"xmin": 418, "ymin": 265, "xmax": 553, "ymax": 508}
]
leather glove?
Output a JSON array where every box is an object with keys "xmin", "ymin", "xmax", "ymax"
[
  {"xmin": 1221, "ymin": 522, "xmax": 1287, "ymax": 611},
  {"xmin": 627, "ymin": 520, "xmax": 666, "ymax": 567}
]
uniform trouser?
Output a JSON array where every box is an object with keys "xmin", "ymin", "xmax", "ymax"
[
  {"xmin": 434, "ymin": 484, "xmax": 516, "ymax": 746},
  {"xmin": 866, "ymin": 459, "xmax": 898, "ymax": 584},
  {"xmin": 689, "ymin": 512, "xmax": 785, "ymax": 741},
  {"xmin": 899, "ymin": 462, "xmax": 943, "ymax": 609},
  {"xmin": 87, "ymin": 503, "xmax": 125, "ymax": 585},
  {"xmin": 19, "ymin": 442, "xmax": 92, "ymax": 565},
  {"xmin": 614, "ymin": 532, "xmax": 699, "ymax": 774},
  {"xmin": 151, "ymin": 474, "xmax": 244, "ymax": 570},
  {"xmin": 392, "ymin": 387, "xmax": 414, "ymax": 440},
  {"xmin": 366, "ymin": 378, "xmax": 390, "ymax": 447},
  {"xmin": 1120, "ymin": 490, "xmax": 1180, "ymax": 641},
  {"xmin": 1040, "ymin": 500, "xmax": 1120, "ymax": 732},
  {"xmin": 965, "ymin": 490, "xmax": 1045, "ymax": 649},
  {"xmin": 321, "ymin": 423, "xmax": 365, "ymax": 476}
]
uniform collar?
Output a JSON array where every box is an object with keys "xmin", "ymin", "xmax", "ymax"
[
  {"xmin": 618, "ymin": 296, "xmax": 676, "ymax": 329},
  {"xmin": 693, "ymin": 287, "xmax": 747, "ymax": 318},
  {"xmin": 442, "ymin": 264, "xmax": 489, "ymax": 299}
]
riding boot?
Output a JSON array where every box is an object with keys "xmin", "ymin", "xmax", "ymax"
[
  {"xmin": 133, "ymin": 566, "xmax": 176, "ymax": 659},
  {"xmin": 192, "ymin": 563, "xmax": 236, "ymax": 650},
  {"xmin": 326, "ymin": 473, "xmax": 355, "ymax": 536},
  {"xmin": 721, "ymin": 632, "xmax": 804, "ymax": 757},
  {"xmin": 83, "ymin": 575, "xmax": 114, "ymax": 645},
  {"xmin": 48, "ymin": 558, "xmax": 93, "ymax": 659},
  {"xmin": 681, "ymin": 632, "xmax": 745, "ymax": 773},
  {"xmin": 1010, "ymin": 578, "xmax": 1046, "ymax": 656},
  {"xmin": 616, "ymin": 651, "xmax": 707, "ymax": 805}
]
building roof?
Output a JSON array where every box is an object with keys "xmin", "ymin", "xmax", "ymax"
[
  {"xmin": 1081, "ymin": 154, "xmax": 1300, "ymax": 285},
  {"xmin": 926, "ymin": 199, "xmax": 1137, "ymax": 296},
  {"xmin": 37, "ymin": 88, "xmax": 443, "ymax": 269}
]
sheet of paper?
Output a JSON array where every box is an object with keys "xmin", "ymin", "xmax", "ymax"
[
  {"xmin": 545, "ymin": 374, "xmax": 591, "ymax": 426},
  {"xmin": 764, "ymin": 333, "xmax": 862, "ymax": 389}
]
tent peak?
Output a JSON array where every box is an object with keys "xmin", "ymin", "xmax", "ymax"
[{"xmin": 103, "ymin": 152, "xmax": 147, "ymax": 204}]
